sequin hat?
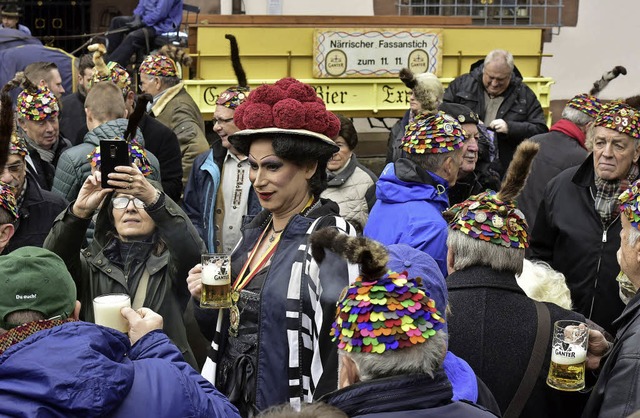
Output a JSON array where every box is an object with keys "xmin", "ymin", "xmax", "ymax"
[
  {"xmin": 619, "ymin": 179, "xmax": 640, "ymax": 230},
  {"xmin": 401, "ymin": 111, "xmax": 466, "ymax": 155},
  {"xmin": 566, "ymin": 94, "xmax": 602, "ymax": 120},
  {"xmin": 594, "ymin": 101, "xmax": 640, "ymax": 140}
]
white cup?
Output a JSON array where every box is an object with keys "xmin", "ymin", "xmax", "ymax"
[{"xmin": 93, "ymin": 293, "xmax": 131, "ymax": 333}]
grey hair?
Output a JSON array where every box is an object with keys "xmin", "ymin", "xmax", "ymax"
[
  {"xmin": 561, "ymin": 105, "xmax": 594, "ymax": 127},
  {"xmin": 447, "ymin": 229, "xmax": 525, "ymax": 275},
  {"xmin": 585, "ymin": 124, "xmax": 640, "ymax": 152},
  {"xmin": 344, "ymin": 330, "xmax": 447, "ymax": 381},
  {"xmin": 628, "ymin": 224, "xmax": 640, "ymax": 247},
  {"xmin": 407, "ymin": 147, "xmax": 463, "ymax": 174},
  {"xmin": 157, "ymin": 75, "xmax": 181, "ymax": 89},
  {"xmin": 484, "ymin": 49, "xmax": 514, "ymax": 71}
]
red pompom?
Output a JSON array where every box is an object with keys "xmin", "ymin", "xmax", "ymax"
[
  {"xmin": 303, "ymin": 102, "xmax": 329, "ymax": 134},
  {"xmin": 273, "ymin": 98, "xmax": 306, "ymax": 129},
  {"xmin": 242, "ymin": 103, "xmax": 274, "ymax": 129},
  {"xmin": 233, "ymin": 102, "xmax": 247, "ymax": 130},
  {"xmin": 274, "ymin": 77, "xmax": 299, "ymax": 91},
  {"xmin": 323, "ymin": 112, "xmax": 341, "ymax": 139},
  {"xmin": 248, "ymin": 84, "xmax": 286, "ymax": 105},
  {"xmin": 286, "ymin": 82, "xmax": 318, "ymax": 103}
]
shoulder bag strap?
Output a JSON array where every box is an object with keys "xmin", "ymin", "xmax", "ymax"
[
  {"xmin": 503, "ymin": 301, "xmax": 551, "ymax": 418},
  {"xmin": 131, "ymin": 267, "xmax": 150, "ymax": 310}
]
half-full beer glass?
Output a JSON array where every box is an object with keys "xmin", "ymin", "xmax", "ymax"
[
  {"xmin": 93, "ymin": 293, "xmax": 131, "ymax": 333},
  {"xmin": 200, "ymin": 254, "xmax": 232, "ymax": 309},
  {"xmin": 547, "ymin": 320, "xmax": 589, "ymax": 391}
]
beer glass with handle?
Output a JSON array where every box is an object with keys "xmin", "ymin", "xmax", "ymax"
[
  {"xmin": 547, "ymin": 320, "xmax": 589, "ymax": 391},
  {"xmin": 200, "ymin": 254, "xmax": 232, "ymax": 309}
]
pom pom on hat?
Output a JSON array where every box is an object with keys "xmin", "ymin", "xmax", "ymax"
[
  {"xmin": 228, "ymin": 77, "xmax": 339, "ymax": 153},
  {"xmin": 594, "ymin": 101, "xmax": 640, "ymax": 140},
  {"xmin": 401, "ymin": 111, "xmax": 466, "ymax": 154}
]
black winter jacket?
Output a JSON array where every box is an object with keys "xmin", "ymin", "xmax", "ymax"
[
  {"xmin": 59, "ymin": 92, "xmax": 87, "ymax": 146},
  {"xmin": 25, "ymin": 135, "xmax": 71, "ymax": 191},
  {"xmin": 528, "ymin": 155, "xmax": 626, "ymax": 335},
  {"xmin": 517, "ymin": 124, "xmax": 588, "ymax": 227},
  {"xmin": 447, "ymin": 265, "xmax": 590, "ymax": 417},
  {"xmin": 322, "ymin": 372, "xmax": 497, "ymax": 417},
  {"xmin": 443, "ymin": 60, "xmax": 548, "ymax": 174}
]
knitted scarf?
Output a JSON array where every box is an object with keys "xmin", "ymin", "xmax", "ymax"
[
  {"xmin": 0, "ymin": 318, "xmax": 76, "ymax": 355},
  {"xmin": 24, "ymin": 136, "xmax": 57, "ymax": 163},
  {"xmin": 550, "ymin": 119, "xmax": 586, "ymax": 149},
  {"xmin": 594, "ymin": 164, "xmax": 639, "ymax": 225}
]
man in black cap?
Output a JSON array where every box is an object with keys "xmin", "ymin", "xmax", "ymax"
[{"xmin": 0, "ymin": 3, "xmax": 31, "ymax": 36}]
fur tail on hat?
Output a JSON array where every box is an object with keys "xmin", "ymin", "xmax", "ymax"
[
  {"xmin": 124, "ymin": 94, "xmax": 152, "ymax": 142},
  {"xmin": 310, "ymin": 228, "xmax": 388, "ymax": 280},
  {"xmin": 159, "ymin": 44, "xmax": 193, "ymax": 67},
  {"xmin": 590, "ymin": 65, "xmax": 627, "ymax": 96},
  {"xmin": 399, "ymin": 68, "xmax": 417, "ymax": 90},
  {"xmin": 497, "ymin": 140, "xmax": 540, "ymax": 202},
  {"xmin": 88, "ymin": 43, "xmax": 109, "ymax": 78},
  {"xmin": 10, "ymin": 71, "xmax": 38, "ymax": 95},
  {"xmin": 225, "ymin": 34, "xmax": 247, "ymax": 88},
  {"xmin": 0, "ymin": 75, "xmax": 19, "ymax": 170}
]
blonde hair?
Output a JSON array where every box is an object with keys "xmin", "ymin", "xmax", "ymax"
[
  {"xmin": 84, "ymin": 81, "xmax": 125, "ymax": 124},
  {"xmin": 516, "ymin": 259, "xmax": 573, "ymax": 310}
]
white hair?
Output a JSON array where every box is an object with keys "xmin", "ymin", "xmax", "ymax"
[
  {"xmin": 516, "ymin": 259, "xmax": 573, "ymax": 310},
  {"xmin": 343, "ymin": 330, "xmax": 447, "ymax": 382},
  {"xmin": 561, "ymin": 105, "xmax": 594, "ymax": 127},
  {"xmin": 447, "ymin": 229, "xmax": 524, "ymax": 275},
  {"xmin": 484, "ymin": 49, "xmax": 514, "ymax": 71},
  {"xmin": 585, "ymin": 124, "xmax": 640, "ymax": 152}
]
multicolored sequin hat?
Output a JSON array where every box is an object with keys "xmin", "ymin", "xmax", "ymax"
[
  {"xmin": 16, "ymin": 81, "xmax": 59, "ymax": 121},
  {"xmin": 9, "ymin": 132, "xmax": 27, "ymax": 157},
  {"xmin": 401, "ymin": 111, "xmax": 466, "ymax": 154},
  {"xmin": 228, "ymin": 77, "xmax": 340, "ymax": 155},
  {"xmin": 310, "ymin": 229, "xmax": 445, "ymax": 354},
  {"xmin": 444, "ymin": 140, "xmax": 540, "ymax": 249},
  {"xmin": 594, "ymin": 102, "xmax": 640, "ymax": 140},
  {"xmin": 619, "ymin": 179, "xmax": 640, "ymax": 230},
  {"xmin": 567, "ymin": 94, "xmax": 602, "ymax": 120},
  {"xmin": 139, "ymin": 55, "xmax": 178, "ymax": 78},
  {"xmin": 87, "ymin": 139, "xmax": 153, "ymax": 177},
  {"xmin": 0, "ymin": 182, "xmax": 18, "ymax": 220}
]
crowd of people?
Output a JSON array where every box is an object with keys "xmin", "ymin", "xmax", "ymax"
[{"xmin": 2, "ymin": 3, "xmax": 640, "ymax": 415}]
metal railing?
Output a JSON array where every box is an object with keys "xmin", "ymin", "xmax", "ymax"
[{"xmin": 397, "ymin": 0, "xmax": 564, "ymax": 27}]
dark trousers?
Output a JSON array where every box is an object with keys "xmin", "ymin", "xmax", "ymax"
[{"xmin": 107, "ymin": 16, "xmax": 156, "ymax": 67}]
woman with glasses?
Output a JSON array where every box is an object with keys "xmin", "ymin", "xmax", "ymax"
[{"xmin": 44, "ymin": 158, "xmax": 205, "ymax": 369}]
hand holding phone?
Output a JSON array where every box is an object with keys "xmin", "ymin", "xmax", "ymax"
[{"xmin": 99, "ymin": 139, "xmax": 130, "ymax": 189}]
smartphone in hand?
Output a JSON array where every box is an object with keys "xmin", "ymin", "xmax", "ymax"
[{"xmin": 99, "ymin": 139, "xmax": 129, "ymax": 189}]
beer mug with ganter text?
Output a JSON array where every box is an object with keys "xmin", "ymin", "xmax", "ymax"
[
  {"xmin": 547, "ymin": 320, "xmax": 589, "ymax": 391},
  {"xmin": 200, "ymin": 254, "xmax": 232, "ymax": 309}
]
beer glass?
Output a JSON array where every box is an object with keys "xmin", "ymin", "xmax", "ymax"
[
  {"xmin": 547, "ymin": 320, "xmax": 589, "ymax": 391},
  {"xmin": 93, "ymin": 293, "xmax": 131, "ymax": 333},
  {"xmin": 200, "ymin": 254, "xmax": 232, "ymax": 309}
]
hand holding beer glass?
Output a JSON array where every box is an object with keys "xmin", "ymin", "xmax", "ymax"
[
  {"xmin": 200, "ymin": 254, "xmax": 232, "ymax": 309},
  {"xmin": 93, "ymin": 293, "xmax": 131, "ymax": 333},
  {"xmin": 547, "ymin": 320, "xmax": 589, "ymax": 391}
]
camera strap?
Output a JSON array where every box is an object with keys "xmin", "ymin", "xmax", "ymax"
[{"xmin": 503, "ymin": 301, "xmax": 550, "ymax": 418}]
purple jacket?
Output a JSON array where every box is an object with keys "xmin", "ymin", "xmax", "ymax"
[{"xmin": 134, "ymin": 0, "xmax": 183, "ymax": 34}]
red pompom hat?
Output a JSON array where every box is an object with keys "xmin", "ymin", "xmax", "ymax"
[{"xmin": 229, "ymin": 78, "xmax": 339, "ymax": 155}]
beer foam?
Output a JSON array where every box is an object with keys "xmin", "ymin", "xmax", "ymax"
[
  {"xmin": 94, "ymin": 294, "xmax": 130, "ymax": 304},
  {"xmin": 551, "ymin": 346, "xmax": 587, "ymax": 364}
]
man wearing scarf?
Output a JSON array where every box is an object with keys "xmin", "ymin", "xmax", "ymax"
[
  {"xmin": 517, "ymin": 94, "xmax": 600, "ymax": 227},
  {"xmin": 530, "ymin": 102, "xmax": 640, "ymax": 335},
  {"xmin": 16, "ymin": 82, "xmax": 71, "ymax": 191}
]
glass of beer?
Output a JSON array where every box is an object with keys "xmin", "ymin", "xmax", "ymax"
[
  {"xmin": 200, "ymin": 253, "xmax": 232, "ymax": 309},
  {"xmin": 547, "ymin": 320, "xmax": 589, "ymax": 391},
  {"xmin": 93, "ymin": 293, "xmax": 131, "ymax": 333}
]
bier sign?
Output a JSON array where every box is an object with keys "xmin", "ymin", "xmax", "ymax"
[{"xmin": 313, "ymin": 28, "xmax": 443, "ymax": 78}]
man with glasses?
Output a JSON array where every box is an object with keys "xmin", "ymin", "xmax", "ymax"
[
  {"xmin": 16, "ymin": 81, "xmax": 71, "ymax": 191},
  {"xmin": 443, "ymin": 49, "xmax": 548, "ymax": 176},
  {"xmin": 1, "ymin": 134, "xmax": 67, "ymax": 253},
  {"xmin": 183, "ymin": 87, "xmax": 260, "ymax": 253}
]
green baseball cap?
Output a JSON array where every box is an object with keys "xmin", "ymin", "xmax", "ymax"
[{"xmin": 0, "ymin": 247, "xmax": 76, "ymax": 330}]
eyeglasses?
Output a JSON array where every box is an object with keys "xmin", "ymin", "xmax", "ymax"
[
  {"xmin": 112, "ymin": 196, "xmax": 145, "ymax": 209},
  {"xmin": 2, "ymin": 162, "xmax": 23, "ymax": 174},
  {"xmin": 213, "ymin": 116, "xmax": 234, "ymax": 125}
]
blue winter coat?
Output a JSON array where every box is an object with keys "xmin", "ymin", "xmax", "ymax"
[
  {"xmin": 0, "ymin": 321, "xmax": 239, "ymax": 417},
  {"xmin": 182, "ymin": 149, "xmax": 220, "ymax": 252},
  {"xmin": 364, "ymin": 158, "xmax": 450, "ymax": 276},
  {"xmin": 134, "ymin": 0, "xmax": 183, "ymax": 35}
]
